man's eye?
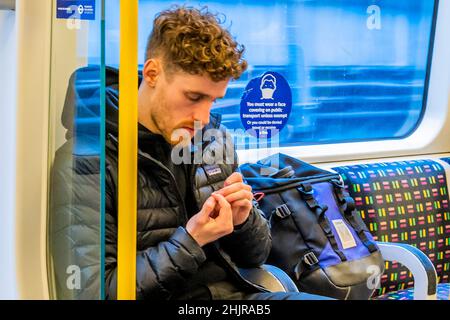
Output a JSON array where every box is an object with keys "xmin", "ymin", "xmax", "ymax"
[{"xmin": 187, "ymin": 95, "xmax": 202, "ymax": 102}]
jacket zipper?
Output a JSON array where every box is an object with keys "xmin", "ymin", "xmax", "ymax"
[
  {"xmin": 137, "ymin": 150, "xmax": 189, "ymax": 223},
  {"xmin": 107, "ymin": 133, "xmax": 189, "ymax": 223}
]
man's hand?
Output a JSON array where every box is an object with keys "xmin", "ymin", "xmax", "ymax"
[
  {"xmin": 186, "ymin": 193, "xmax": 234, "ymax": 247},
  {"xmin": 213, "ymin": 172, "xmax": 253, "ymax": 226}
]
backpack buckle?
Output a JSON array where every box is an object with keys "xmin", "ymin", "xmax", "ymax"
[
  {"xmin": 303, "ymin": 251, "xmax": 319, "ymax": 267},
  {"xmin": 274, "ymin": 204, "xmax": 291, "ymax": 219},
  {"xmin": 298, "ymin": 184, "xmax": 314, "ymax": 199},
  {"xmin": 331, "ymin": 178, "xmax": 345, "ymax": 189}
]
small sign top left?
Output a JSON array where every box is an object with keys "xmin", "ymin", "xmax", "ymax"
[{"xmin": 56, "ymin": 0, "xmax": 96, "ymax": 21}]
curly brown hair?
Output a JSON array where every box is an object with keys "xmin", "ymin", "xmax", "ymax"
[{"xmin": 145, "ymin": 6, "xmax": 248, "ymax": 82}]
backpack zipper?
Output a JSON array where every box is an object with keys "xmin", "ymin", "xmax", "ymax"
[{"xmin": 254, "ymin": 173, "xmax": 342, "ymax": 194}]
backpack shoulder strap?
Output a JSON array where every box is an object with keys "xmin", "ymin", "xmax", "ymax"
[
  {"xmin": 298, "ymin": 183, "xmax": 348, "ymax": 262},
  {"xmin": 331, "ymin": 179, "xmax": 378, "ymax": 253}
]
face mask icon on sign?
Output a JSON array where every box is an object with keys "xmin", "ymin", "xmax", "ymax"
[{"xmin": 260, "ymin": 74, "xmax": 277, "ymax": 100}]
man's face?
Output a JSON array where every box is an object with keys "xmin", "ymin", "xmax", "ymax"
[{"xmin": 140, "ymin": 61, "xmax": 230, "ymax": 146}]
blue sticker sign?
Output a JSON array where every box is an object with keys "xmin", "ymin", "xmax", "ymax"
[
  {"xmin": 240, "ymin": 71, "xmax": 292, "ymax": 139},
  {"xmin": 56, "ymin": 0, "xmax": 96, "ymax": 21}
]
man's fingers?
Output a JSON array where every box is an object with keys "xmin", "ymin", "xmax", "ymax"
[
  {"xmin": 211, "ymin": 193, "xmax": 232, "ymax": 223},
  {"xmin": 231, "ymin": 199, "xmax": 252, "ymax": 210},
  {"xmin": 211, "ymin": 193, "xmax": 231, "ymax": 210},
  {"xmin": 224, "ymin": 190, "xmax": 254, "ymax": 204},
  {"xmin": 216, "ymin": 182, "xmax": 251, "ymax": 197},
  {"xmin": 224, "ymin": 172, "xmax": 243, "ymax": 187},
  {"xmin": 201, "ymin": 196, "xmax": 216, "ymax": 217}
]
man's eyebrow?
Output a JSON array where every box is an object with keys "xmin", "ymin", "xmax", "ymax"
[{"xmin": 185, "ymin": 91, "xmax": 224, "ymax": 99}]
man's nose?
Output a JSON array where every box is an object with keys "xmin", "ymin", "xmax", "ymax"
[{"xmin": 193, "ymin": 101, "xmax": 212, "ymax": 127}]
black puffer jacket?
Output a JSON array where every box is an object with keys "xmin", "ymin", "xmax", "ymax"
[{"xmin": 49, "ymin": 66, "xmax": 272, "ymax": 299}]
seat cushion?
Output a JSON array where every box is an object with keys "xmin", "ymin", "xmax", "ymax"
[
  {"xmin": 372, "ymin": 283, "xmax": 450, "ymax": 300},
  {"xmin": 332, "ymin": 160, "xmax": 450, "ymax": 298}
]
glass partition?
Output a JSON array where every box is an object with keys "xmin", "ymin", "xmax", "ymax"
[{"xmin": 47, "ymin": 0, "xmax": 105, "ymax": 299}]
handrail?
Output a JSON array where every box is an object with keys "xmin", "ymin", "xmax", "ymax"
[{"xmin": 117, "ymin": 0, "xmax": 138, "ymax": 300}]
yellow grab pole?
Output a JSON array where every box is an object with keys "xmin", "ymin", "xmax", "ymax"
[{"xmin": 117, "ymin": 0, "xmax": 138, "ymax": 300}]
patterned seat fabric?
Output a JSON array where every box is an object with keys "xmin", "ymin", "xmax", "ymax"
[
  {"xmin": 332, "ymin": 160, "xmax": 450, "ymax": 299},
  {"xmin": 372, "ymin": 283, "xmax": 450, "ymax": 300}
]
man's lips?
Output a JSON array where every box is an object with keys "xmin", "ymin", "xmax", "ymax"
[{"xmin": 181, "ymin": 127, "xmax": 195, "ymax": 135}]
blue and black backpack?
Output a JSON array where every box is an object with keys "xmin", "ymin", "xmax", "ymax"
[{"xmin": 239, "ymin": 153, "xmax": 385, "ymax": 299}]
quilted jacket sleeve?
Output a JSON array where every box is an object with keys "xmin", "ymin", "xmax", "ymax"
[
  {"xmin": 104, "ymin": 223, "xmax": 208, "ymax": 300},
  {"xmin": 219, "ymin": 202, "xmax": 272, "ymax": 268},
  {"xmin": 103, "ymin": 162, "xmax": 207, "ymax": 300}
]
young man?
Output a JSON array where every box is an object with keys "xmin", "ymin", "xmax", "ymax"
[{"xmin": 50, "ymin": 6, "xmax": 331, "ymax": 300}]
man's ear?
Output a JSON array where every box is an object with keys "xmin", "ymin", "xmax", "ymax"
[{"xmin": 142, "ymin": 58, "xmax": 161, "ymax": 87}]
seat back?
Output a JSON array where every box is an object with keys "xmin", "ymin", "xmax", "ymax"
[{"xmin": 332, "ymin": 159, "xmax": 450, "ymax": 297}]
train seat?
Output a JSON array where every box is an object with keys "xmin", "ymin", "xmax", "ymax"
[{"xmin": 332, "ymin": 159, "xmax": 450, "ymax": 300}]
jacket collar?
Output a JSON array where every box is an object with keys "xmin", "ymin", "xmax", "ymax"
[{"xmin": 107, "ymin": 112, "xmax": 222, "ymax": 150}]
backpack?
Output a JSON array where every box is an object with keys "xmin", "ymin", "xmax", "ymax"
[{"xmin": 239, "ymin": 153, "xmax": 385, "ymax": 300}]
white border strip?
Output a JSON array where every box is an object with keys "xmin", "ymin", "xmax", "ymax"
[{"xmin": 0, "ymin": 9, "xmax": 18, "ymax": 300}]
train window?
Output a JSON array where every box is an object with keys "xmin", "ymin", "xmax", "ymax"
[{"xmin": 95, "ymin": 0, "xmax": 437, "ymax": 148}]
